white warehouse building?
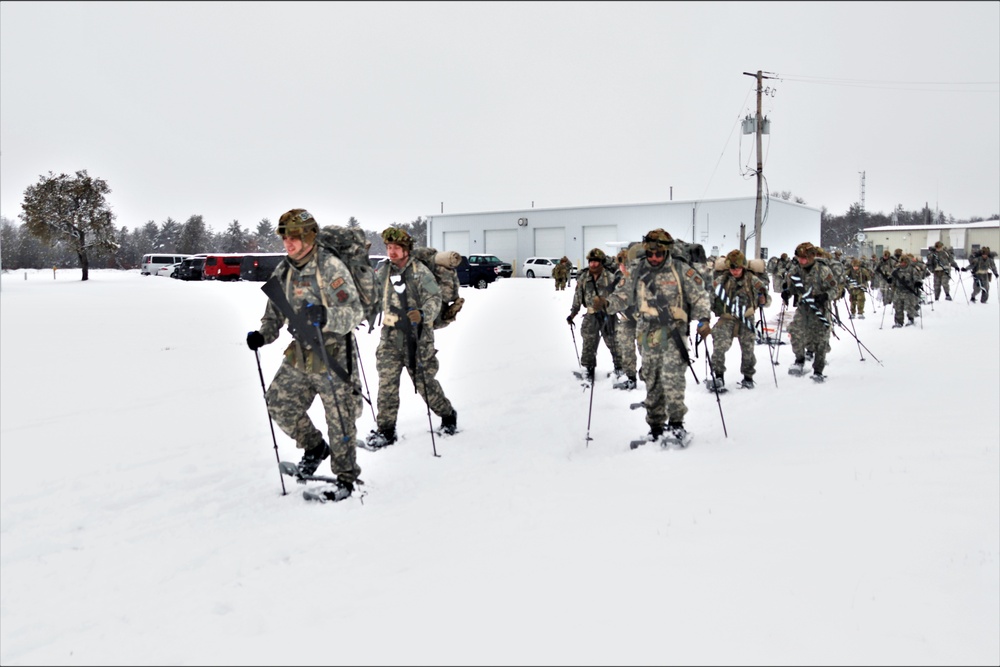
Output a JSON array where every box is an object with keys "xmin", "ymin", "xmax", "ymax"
[{"xmin": 426, "ymin": 196, "xmax": 821, "ymax": 276}]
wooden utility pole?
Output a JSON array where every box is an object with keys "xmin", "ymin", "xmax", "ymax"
[{"xmin": 743, "ymin": 70, "xmax": 778, "ymax": 259}]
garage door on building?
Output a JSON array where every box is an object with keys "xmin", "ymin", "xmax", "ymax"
[
  {"xmin": 484, "ymin": 229, "xmax": 518, "ymax": 267},
  {"xmin": 443, "ymin": 231, "xmax": 470, "ymax": 256},
  {"xmin": 583, "ymin": 225, "xmax": 619, "ymax": 258},
  {"xmin": 534, "ymin": 227, "xmax": 565, "ymax": 258}
]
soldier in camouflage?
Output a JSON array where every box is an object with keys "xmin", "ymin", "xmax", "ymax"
[
  {"xmin": 611, "ymin": 249, "xmax": 638, "ymax": 390},
  {"xmin": 364, "ymin": 227, "xmax": 457, "ymax": 450},
  {"xmin": 780, "ymin": 241, "xmax": 839, "ymax": 381},
  {"xmin": 874, "ymin": 249, "xmax": 897, "ymax": 305},
  {"xmin": 965, "ymin": 246, "xmax": 999, "ymax": 303},
  {"xmin": 707, "ymin": 249, "xmax": 770, "ymax": 390},
  {"xmin": 552, "ymin": 256, "xmax": 572, "ymax": 291},
  {"xmin": 846, "ymin": 257, "xmax": 872, "ymax": 319},
  {"xmin": 926, "ymin": 241, "xmax": 960, "ymax": 301},
  {"xmin": 889, "ymin": 253, "xmax": 923, "ymax": 327},
  {"xmin": 606, "ymin": 229, "xmax": 711, "ymax": 444},
  {"xmin": 246, "ymin": 209, "xmax": 365, "ymax": 495},
  {"xmin": 568, "ymin": 248, "xmax": 621, "ymax": 381}
]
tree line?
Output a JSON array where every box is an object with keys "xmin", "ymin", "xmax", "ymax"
[{"xmin": 1, "ymin": 170, "xmax": 993, "ymax": 279}]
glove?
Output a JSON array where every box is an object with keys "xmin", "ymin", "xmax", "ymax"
[
  {"xmin": 304, "ymin": 303, "xmax": 326, "ymax": 328},
  {"xmin": 994, "ymin": 272, "xmax": 999, "ymax": 278},
  {"xmin": 592, "ymin": 296, "xmax": 607, "ymax": 310},
  {"xmin": 246, "ymin": 331, "xmax": 265, "ymax": 351},
  {"xmin": 961, "ymin": 267, "xmax": 968, "ymax": 272},
  {"xmin": 813, "ymin": 293, "xmax": 829, "ymax": 308},
  {"xmin": 696, "ymin": 320, "xmax": 712, "ymax": 338},
  {"xmin": 407, "ymin": 309, "xmax": 422, "ymax": 324},
  {"xmin": 780, "ymin": 289, "xmax": 791, "ymax": 302},
  {"xmin": 758, "ymin": 293, "xmax": 767, "ymax": 306}
]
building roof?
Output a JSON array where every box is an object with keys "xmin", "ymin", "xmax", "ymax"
[{"xmin": 863, "ymin": 219, "xmax": 999, "ymax": 232}]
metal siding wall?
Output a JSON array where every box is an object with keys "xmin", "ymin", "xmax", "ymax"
[
  {"xmin": 484, "ymin": 229, "xmax": 518, "ymax": 267},
  {"xmin": 583, "ymin": 225, "xmax": 618, "ymax": 258},
  {"xmin": 534, "ymin": 227, "xmax": 565, "ymax": 257},
  {"xmin": 443, "ymin": 231, "xmax": 470, "ymax": 256}
]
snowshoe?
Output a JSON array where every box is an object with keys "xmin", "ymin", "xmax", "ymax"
[
  {"xmin": 738, "ymin": 377, "xmax": 756, "ymax": 389},
  {"xmin": 660, "ymin": 423, "xmax": 693, "ymax": 448},
  {"xmin": 297, "ymin": 441, "xmax": 330, "ymax": 477},
  {"xmin": 810, "ymin": 373, "xmax": 827, "ymax": 383},
  {"xmin": 704, "ymin": 376, "xmax": 726, "ymax": 393},
  {"xmin": 788, "ymin": 361, "xmax": 806, "ymax": 376},
  {"xmin": 279, "ymin": 460, "xmax": 340, "ymax": 485},
  {"xmin": 613, "ymin": 377, "xmax": 637, "ymax": 391},
  {"xmin": 359, "ymin": 428, "xmax": 396, "ymax": 452},
  {"xmin": 302, "ymin": 481, "xmax": 353, "ymax": 503}
]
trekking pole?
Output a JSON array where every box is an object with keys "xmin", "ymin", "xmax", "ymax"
[
  {"xmin": 352, "ymin": 333, "xmax": 377, "ymax": 423},
  {"xmin": 840, "ymin": 294, "xmax": 865, "ymax": 361},
  {"xmin": 584, "ymin": 366, "xmax": 596, "ymax": 447},
  {"xmin": 701, "ymin": 337, "xmax": 728, "ymax": 438},
  {"xmin": 758, "ymin": 307, "xmax": 778, "ymax": 387},
  {"xmin": 879, "ymin": 292, "xmax": 890, "ymax": 330},
  {"xmin": 409, "ymin": 321, "xmax": 440, "ymax": 458},
  {"xmin": 834, "ymin": 318, "xmax": 883, "ymax": 366},
  {"xmin": 254, "ymin": 349, "xmax": 287, "ymax": 496},
  {"xmin": 956, "ymin": 269, "xmax": 970, "ymax": 304},
  {"xmin": 569, "ymin": 321, "xmax": 582, "ymax": 367},
  {"xmin": 773, "ymin": 300, "xmax": 787, "ymax": 366}
]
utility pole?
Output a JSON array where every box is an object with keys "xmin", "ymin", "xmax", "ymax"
[{"xmin": 743, "ymin": 70, "xmax": 777, "ymax": 260}]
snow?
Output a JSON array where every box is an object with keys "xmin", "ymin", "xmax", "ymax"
[{"xmin": 1, "ymin": 268, "xmax": 998, "ymax": 666}]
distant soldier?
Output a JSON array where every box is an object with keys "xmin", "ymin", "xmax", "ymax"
[
  {"xmin": 611, "ymin": 249, "xmax": 638, "ymax": 390},
  {"xmin": 965, "ymin": 246, "xmax": 999, "ymax": 303},
  {"xmin": 874, "ymin": 249, "xmax": 897, "ymax": 304},
  {"xmin": 780, "ymin": 241, "xmax": 838, "ymax": 381},
  {"xmin": 925, "ymin": 242, "xmax": 960, "ymax": 301},
  {"xmin": 889, "ymin": 253, "xmax": 923, "ymax": 327},
  {"xmin": 845, "ymin": 258, "xmax": 872, "ymax": 319},
  {"xmin": 707, "ymin": 249, "xmax": 770, "ymax": 391},
  {"xmin": 568, "ymin": 248, "xmax": 619, "ymax": 381},
  {"xmin": 552, "ymin": 256, "xmax": 571, "ymax": 291}
]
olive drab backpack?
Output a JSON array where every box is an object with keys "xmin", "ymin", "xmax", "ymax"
[{"xmin": 409, "ymin": 246, "xmax": 464, "ymax": 329}]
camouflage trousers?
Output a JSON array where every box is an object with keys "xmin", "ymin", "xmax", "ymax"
[
  {"xmin": 892, "ymin": 290, "xmax": 920, "ymax": 324},
  {"xmin": 614, "ymin": 315, "xmax": 638, "ymax": 378},
  {"xmin": 580, "ymin": 313, "xmax": 619, "ymax": 372},
  {"xmin": 555, "ymin": 277, "xmax": 568, "ymax": 290},
  {"xmin": 637, "ymin": 323, "xmax": 690, "ymax": 427},
  {"xmin": 374, "ymin": 327, "xmax": 453, "ymax": 432},
  {"xmin": 848, "ymin": 287, "xmax": 867, "ymax": 315},
  {"xmin": 932, "ymin": 270, "xmax": 952, "ymax": 299},
  {"xmin": 788, "ymin": 308, "xmax": 832, "ymax": 374},
  {"xmin": 710, "ymin": 317, "xmax": 757, "ymax": 379},
  {"xmin": 971, "ymin": 272, "xmax": 991, "ymax": 302},
  {"xmin": 266, "ymin": 358, "xmax": 362, "ymax": 484}
]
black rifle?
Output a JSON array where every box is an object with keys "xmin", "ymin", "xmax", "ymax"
[{"xmin": 638, "ymin": 270, "xmax": 700, "ymax": 385}]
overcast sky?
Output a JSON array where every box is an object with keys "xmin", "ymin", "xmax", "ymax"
[{"xmin": 2, "ymin": 1, "xmax": 997, "ymax": 235}]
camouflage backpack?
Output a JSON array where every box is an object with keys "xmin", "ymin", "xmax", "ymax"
[
  {"xmin": 313, "ymin": 225, "xmax": 381, "ymax": 332},
  {"xmin": 409, "ymin": 246, "xmax": 464, "ymax": 329}
]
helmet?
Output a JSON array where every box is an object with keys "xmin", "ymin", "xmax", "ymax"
[
  {"xmin": 983, "ymin": 246, "xmax": 992, "ymax": 255},
  {"xmin": 894, "ymin": 248, "xmax": 903, "ymax": 257},
  {"xmin": 883, "ymin": 250, "xmax": 891, "ymax": 258},
  {"xmin": 794, "ymin": 242, "xmax": 816, "ymax": 259},
  {"xmin": 277, "ymin": 209, "xmax": 319, "ymax": 245},
  {"xmin": 642, "ymin": 228, "xmax": 673, "ymax": 254},
  {"xmin": 616, "ymin": 249, "xmax": 628, "ymax": 265},
  {"xmin": 382, "ymin": 227, "xmax": 413, "ymax": 250},
  {"xmin": 725, "ymin": 249, "xmax": 746, "ymax": 269},
  {"xmin": 780, "ymin": 253, "xmax": 788, "ymax": 260},
  {"xmin": 934, "ymin": 241, "xmax": 944, "ymax": 249},
  {"xmin": 586, "ymin": 248, "xmax": 606, "ymax": 262}
]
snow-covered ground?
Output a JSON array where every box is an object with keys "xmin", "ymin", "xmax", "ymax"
[{"xmin": 1, "ymin": 268, "xmax": 997, "ymax": 666}]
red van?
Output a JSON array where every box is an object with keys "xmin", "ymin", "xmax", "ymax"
[{"xmin": 202, "ymin": 254, "xmax": 245, "ymax": 281}]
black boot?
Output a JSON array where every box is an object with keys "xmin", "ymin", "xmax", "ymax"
[
  {"xmin": 298, "ymin": 440, "xmax": 331, "ymax": 476},
  {"xmin": 362, "ymin": 426, "xmax": 396, "ymax": 451},
  {"xmin": 440, "ymin": 410, "xmax": 458, "ymax": 435}
]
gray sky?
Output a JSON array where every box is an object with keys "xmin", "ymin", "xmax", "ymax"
[{"xmin": 2, "ymin": 1, "xmax": 998, "ymax": 235}]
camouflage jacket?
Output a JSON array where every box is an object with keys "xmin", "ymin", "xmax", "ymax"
[
  {"xmin": 552, "ymin": 261, "xmax": 570, "ymax": 281},
  {"xmin": 926, "ymin": 247, "xmax": 959, "ymax": 273},
  {"xmin": 376, "ymin": 255, "xmax": 443, "ymax": 335},
  {"xmin": 259, "ymin": 248, "xmax": 365, "ymax": 370},
  {"xmin": 875, "ymin": 255, "xmax": 897, "ymax": 280},
  {"xmin": 784, "ymin": 258, "xmax": 838, "ymax": 313},
  {"xmin": 889, "ymin": 262, "xmax": 924, "ymax": 295},
  {"xmin": 710, "ymin": 269, "xmax": 770, "ymax": 326},
  {"xmin": 968, "ymin": 252, "xmax": 999, "ymax": 276},
  {"xmin": 846, "ymin": 264, "xmax": 872, "ymax": 290},
  {"xmin": 570, "ymin": 266, "xmax": 618, "ymax": 318}
]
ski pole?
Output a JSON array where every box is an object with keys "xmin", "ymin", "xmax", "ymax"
[
  {"xmin": 569, "ymin": 320, "xmax": 582, "ymax": 367},
  {"xmin": 840, "ymin": 294, "xmax": 865, "ymax": 361},
  {"xmin": 254, "ymin": 349, "xmax": 287, "ymax": 496},
  {"xmin": 956, "ymin": 269, "xmax": 970, "ymax": 304},
  {"xmin": 758, "ymin": 307, "xmax": 778, "ymax": 387},
  {"xmin": 410, "ymin": 319, "xmax": 440, "ymax": 458},
  {"xmin": 773, "ymin": 300, "xmax": 787, "ymax": 366},
  {"xmin": 879, "ymin": 291, "xmax": 890, "ymax": 330},
  {"xmin": 701, "ymin": 337, "xmax": 728, "ymax": 438},
  {"xmin": 352, "ymin": 333, "xmax": 377, "ymax": 423},
  {"xmin": 584, "ymin": 366, "xmax": 596, "ymax": 447}
]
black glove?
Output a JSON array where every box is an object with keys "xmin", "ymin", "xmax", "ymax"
[
  {"xmin": 304, "ymin": 303, "xmax": 326, "ymax": 328},
  {"xmin": 994, "ymin": 272, "xmax": 999, "ymax": 278},
  {"xmin": 246, "ymin": 330, "xmax": 265, "ymax": 350},
  {"xmin": 780, "ymin": 289, "xmax": 791, "ymax": 302},
  {"xmin": 961, "ymin": 267, "xmax": 969, "ymax": 272},
  {"xmin": 914, "ymin": 282, "xmax": 923, "ymax": 291},
  {"xmin": 812, "ymin": 293, "xmax": 829, "ymax": 308}
]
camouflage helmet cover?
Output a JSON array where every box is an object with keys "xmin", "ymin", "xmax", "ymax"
[
  {"xmin": 643, "ymin": 228, "xmax": 673, "ymax": 254},
  {"xmin": 586, "ymin": 248, "xmax": 606, "ymax": 262},
  {"xmin": 381, "ymin": 226, "xmax": 413, "ymax": 250},
  {"xmin": 277, "ymin": 209, "xmax": 319, "ymax": 243},
  {"xmin": 934, "ymin": 241, "xmax": 944, "ymax": 249},
  {"xmin": 725, "ymin": 249, "xmax": 746, "ymax": 269},
  {"xmin": 794, "ymin": 241, "xmax": 816, "ymax": 258}
]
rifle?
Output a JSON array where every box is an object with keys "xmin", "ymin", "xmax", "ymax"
[{"xmin": 639, "ymin": 271, "xmax": 700, "ymax": 385}]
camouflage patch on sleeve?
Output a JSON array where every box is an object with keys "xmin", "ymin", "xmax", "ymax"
[
  {"xmin": 330, "ymin": 277, "xmax": 345, "ymax": 290},
  {"xmin": 686, "ymin": 268, "xmax": 703, "ymax": 285},
  {"xmin": 336, "ymin": 290, "xmax": 348, "ymax": 303}
]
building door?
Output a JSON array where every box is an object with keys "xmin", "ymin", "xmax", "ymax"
[
  {"xmin": 443, "ymin": 231, "xmax": 470, "ymax": 256},
  {"xmin": 484, "ymin": 229, "xmax": 518, "ymax": 268}
]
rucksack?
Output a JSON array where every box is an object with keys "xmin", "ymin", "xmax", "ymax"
[
  {"xmin": 280, "ymin": 225, "xmax": 381, "ymax": 332},
  {"xmin": 409, "ymin": 246, "xmax": 464, "ymax": 329}
]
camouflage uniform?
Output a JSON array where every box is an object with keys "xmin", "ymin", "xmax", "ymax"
[
  {"xmin": 255, "ymin": 213, "xmax": 366, "ymax": 487},
  {"xmin": 606, "ymin": 230, "xmax": 710, "ymax": 436},
  {"xmin": 845, "ymin": 260, "xmax": 872, "ymax": 317},
  {"xmin": 373, "ymin": 246, "xmax": 455, "ymax": 435},
  {"xmin": 926, "ymin": 242, "xmax": 960, "ymax": 301},
  {"xmin": 889, "ymin": 255, "xmax": 922, "ymax": 327},
  {"xmin": 611, "ymin": 250, "xmax": 638, "ymax": 388},
  {"xmin": 709, "ymin": 250, "xmax": 771, "ymax": 386},
  {"xmin": 782, "ymin": 242, "xmax": 838, "ymax": 377},
  {"xmin": 568, "ymin": 249, "xmax": 620, "ymax": 378},
  {"xmin": 967, "ymin": 247, "xmax": 999, "ymax": 303},
  {"xmin": 874, "ymin": 251, "xmax": 897, "ymax": 304},
  {"xmin": 552, "ymin": 257, "xmax": 571, "ymax": 291}
]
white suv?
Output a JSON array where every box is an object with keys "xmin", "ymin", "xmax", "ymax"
[{"xmin": 522, "ymin": 257, "xmax": 577, "ymax": 279}]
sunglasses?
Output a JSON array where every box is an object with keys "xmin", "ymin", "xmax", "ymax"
[{"xmin": 648, "ymin": 250, "xmax": 666, "ymax": 259}]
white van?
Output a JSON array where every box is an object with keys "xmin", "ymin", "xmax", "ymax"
[{"xmin": 141, "ymin": 253, "xmax": 190, "ymax": 276}]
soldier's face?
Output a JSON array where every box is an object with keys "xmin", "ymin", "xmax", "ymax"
[
  {"xmin": 282, "ymin": 236, "xmax": 311, "ymax": 261},
  {"xmin": 386, "ymin": 242, "xmax": 409, "ymax": 268},
  {"xmin": 729, "ymin": 267, "xmax": 744, "ymax": 278},
  {"xmin": 646, "ymin": 249, "xmax": 666, "ymax": 267}
]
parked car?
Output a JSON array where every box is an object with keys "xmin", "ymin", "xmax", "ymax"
[
  {"xmin": 467, "ymin": 254, "xmax": 508, "ymax": 279},
  {"xmin": 157, "ymin": 262, "xmax": 181, "ymax": 278},
  {"xmin": 239, "ymin": 253, "xmax": 286, "ymax": 281},
  {"xmin": 176, "ymin": 256, "xmax": 206, "ymax": 281},
  {"xmin": 456, "ymin": 255, "xmax": 498, "ymax": 289},
  {"xmin": 141, "ymin": 253, "xmax": 190, "ymax": 276},
  {"xmin": 202, "ymin": 253, "xmax": 245, "ymax": 281},
  {"xmin": 521, "ymin": 257, "xmax": 579, "ymax": 280}
]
